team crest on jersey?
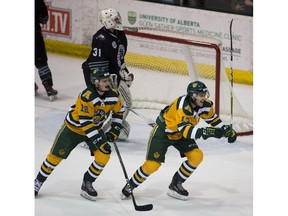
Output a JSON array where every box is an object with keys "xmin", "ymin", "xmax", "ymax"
[
  {"xmin": 96, "ymin": 34, "xmax": 105, "ymax": 40},
  {"xmin": 154, "ymin": 152, "xmax": 160, "ymax": 158},
  {"xmin": 93, "ymin": 110, "xmax": 105, "ymax": 124},
  {"xmin": 112, "ymin": 41, "xmax": 117, "ymax": 49},
  {"xmin": 184, "ymin": 104, "xmax": 192, "ymax": 113},
  {"xmin": 59, "ymin": 149, "xmax": 65, "ymax": 156}
]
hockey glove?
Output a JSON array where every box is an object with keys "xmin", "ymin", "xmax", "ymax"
[
  {"xmin": 106, "ymin": 123, "xmax": 122, "ymax": 142},
  {"xmin": 119, "ymin": 64, "xmax": 134, "ymax": 87},
  {"xmin": 195, "ymin": 127, "xmax": 224, "ymax": 140},
  {"xmin": 91, "ymin": 130, "xmax": 111, "ymax": 154},
  {"xmin": 221, "ymin": 125, "xmax": 237, "ymax": 143}
]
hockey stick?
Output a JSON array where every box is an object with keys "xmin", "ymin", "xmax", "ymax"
[
  {"xmin": 229, "ymin": 19, "xmax": 234, "ymax": 133},
  {"xmin": 112, "ymin": 141, "xmax": 153, "ymax": 211},
  {"xmin": 126, "ymin": 107, "xmax": 155, "ymax": 127}
]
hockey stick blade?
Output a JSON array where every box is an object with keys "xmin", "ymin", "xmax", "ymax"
[
  {"xmin": 113, "ymin": 142, "xmax": 153, "ymax": 211},
  {"xmin": 131, "ymin": 193, "xmax": 153, "ymax": 211},
  {"xmin": 134, "ymin": 203, "xmax": 153, "ymax": 211}
]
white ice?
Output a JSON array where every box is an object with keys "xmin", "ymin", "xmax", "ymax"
[{"xmin": 34, "ymin": 54, "xmax": 253, "ymax": 216}]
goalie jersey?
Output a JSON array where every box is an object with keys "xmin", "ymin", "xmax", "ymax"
[
  {"xmin": 156, "ymin": 95, "xmax": 223, "ymax": 140},
  {"xmin": 83, "ymin": 27, "xmax": 127, "ymax": 78},
  {"xmin": 64, "ymin": 86, "xmax": 125, "ymax": 143}
]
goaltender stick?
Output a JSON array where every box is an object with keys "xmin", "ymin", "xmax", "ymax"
[
  {"xmin": 82, "ymin": 8, "xmax": 133, "ymax": 140},
  {"xmin": 120, "ymin": 81, "xmax": 237, "ymax": 201}
]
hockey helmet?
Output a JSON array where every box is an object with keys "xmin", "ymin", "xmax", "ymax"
[
  {"xmin": 100, "ymin": 8, "xmax": 123, "ymax": 31},
  {"xmin": 187, "ymin": 81, "xmax": 210, "ymax": 99},
  {"xmin": 90, "ymin": 67, "xmax": 110, "ymax": 85}
]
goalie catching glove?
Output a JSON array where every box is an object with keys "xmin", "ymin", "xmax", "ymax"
[
  {"xmin": 221, "ymin": 125, "xmax": 237, "ymax": 143},
  {"xmin": 106, "ymin": 123, "xmax": 122, "ymax": 142},
  {"xmin": 195, "ymin": 127, "xmax": 224, "ymax": 140},
  {"xmin": 119, "ymin": 64, "xmax": 134, "ymax": 87}
]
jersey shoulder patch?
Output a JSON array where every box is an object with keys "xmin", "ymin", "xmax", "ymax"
[
  {"xmin": 80, "ymin": 87, "xmax": 96, "ymax": 102},
  {"xmin": 182, "ymin": 97, "xmax": 193, "ymax": 115},
  {"xmin": 95, "ymin": 34, "xmax": 105, "ymax": 41}
]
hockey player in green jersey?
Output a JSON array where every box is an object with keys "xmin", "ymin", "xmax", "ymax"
[
  {"xmin": 121, "ymin": 81, "xmax": 237, "ymax": 201},
  {"xmin": 35, "ymin": 68, "xmax": 125, "ymax": 201}
]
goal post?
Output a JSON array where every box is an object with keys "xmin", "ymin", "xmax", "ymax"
[{"xmin": 124, "ymin": 28, "xmax": 253, "ymax": 136}]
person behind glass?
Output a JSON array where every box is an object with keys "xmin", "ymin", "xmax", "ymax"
[
  {"xmin": 35, "ymin": 0, "xmax": 58, "ymax": 101},
  {"xmin": 232, "ymin": 0, "xmax": 253, "ymax": 16},
  {"xmin": 82, "ymin": 8, "xmax": 134, "ymax": 140}
]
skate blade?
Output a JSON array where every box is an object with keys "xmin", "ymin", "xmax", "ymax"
[
  {"xmin": 80, "ymin": 190, "xmax": 97, "ymax": 201},
  {"xmin": 120, "ymin": 192, "xmax": 131, "ymax": 200},
  {"xmin": 167, "ymin": 189, "xmax": 188, "ymax": 201},
  {"xmin": 49, "ymin": 95, "xmax": 57, "ymax": 102}
]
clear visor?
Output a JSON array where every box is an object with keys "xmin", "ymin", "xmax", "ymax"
[{"xmin": 194, "ymin": 91, "xmax": 210, "ymax": 100}]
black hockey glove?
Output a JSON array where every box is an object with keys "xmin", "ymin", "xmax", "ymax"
[
  {"xmin": 195, "ymin": 127, "xmax": 224, "ymax": 140},
  {"xmin": 221, "ymin": 125, "xmax": 237, "ymax": 143},
  {"xmin": 91, "ymin": 130, "xmax": 111, "ymax": 154},
  {"xmin": 106, "ymin": 123, "xmax": 122, "ymax": 142}
]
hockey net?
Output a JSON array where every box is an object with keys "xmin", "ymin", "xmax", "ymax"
[{"xmin": 124, "ymin": 28, "xmax": 253, "ymax": 136}]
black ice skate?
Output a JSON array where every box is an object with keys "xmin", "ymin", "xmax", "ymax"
[
  {"xmin": 121, "ymin": 182, "xmax": 133, "ymax": 200},
  {"xmin": 167, "ymin": 176, "xmax": 189, "ymax": 201},
  {"xmin": 43, "ymin": 80, "xmax": 58, "ymax": 101},
  {"xmin": 35, "ymin": 179, "xmax": 43, "ymax": 196},
  {"xmin": 35, "ymin": 83, "xmax": 38, "ymax": 96},
  {"xmin": 46, "ymin": 86, "xmax": 58, "ymax": 101},
  {"xmin": 80, "ymin": 179, "xmax": 98, "ymax": 201}
]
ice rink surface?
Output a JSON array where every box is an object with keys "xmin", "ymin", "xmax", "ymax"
[{"xmin": 35, "ymin": 54, "xmax": 253, "ymax": 216}]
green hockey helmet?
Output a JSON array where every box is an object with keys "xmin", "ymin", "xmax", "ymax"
[
  {"xmin": 90, "ymin": 67, "xmax": 110, "ymax": 84},
  {"xmin": 187, "ymin": 81, "xmax": 210, "ymax": 99}
]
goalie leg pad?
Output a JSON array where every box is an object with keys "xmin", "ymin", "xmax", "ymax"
[
  {"xmin": 118, "ymin": 119, "xmax": 130, "ymax": 140},
  {"xmin": 118, "ymin": 80, "xmax": 132, "ymax": 109}
]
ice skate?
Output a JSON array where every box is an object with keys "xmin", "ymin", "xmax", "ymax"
[
  {"xmin": 43, "ymin": 80, "xmax": 58, "ymax": 101},
  {"xmin": 167, "ymin": 176, "xmax": 188, "ymax": 201},
  {"xmin": 35, "ymin": 83, "xmax": 38, "ymax": 96},
  {"xmin": 121, "ymin": 182, "xmax": 133, "ymax": 200},
  {"xmin": 35, "ymin": 179, "xmax": 43, "ymax": 196},
  {"xmin": 46, "ymin": 86, "xmax": 58, "ymax": 101},
  {"xmin": 80, "ymin": 179, "xmax": 98, "ymax": 201}
]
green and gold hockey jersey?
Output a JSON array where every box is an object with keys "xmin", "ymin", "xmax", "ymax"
[
  {"xmin": 156, "ymin": 95, "xmax": 223, "ymax": 140},
  {"xmin": 64, "ymin": 86, "xmax": 125, "ymax": 143}
]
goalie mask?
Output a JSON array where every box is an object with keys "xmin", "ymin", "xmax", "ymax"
[
  {"xmin": 187, "ymin": 81, "xmax": 210, "ymax": 106},
  {"xmin": 90, "ymin": 68, "xmax": 111, "ymax": 92},
  {"xmin": 99, "ymin": 8, "xmax": 123, "ymax": 31}
]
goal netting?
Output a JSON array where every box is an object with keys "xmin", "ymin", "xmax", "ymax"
[{"xmin": 124, "ymin": 28, "xmax": 253, "ymax": 136}]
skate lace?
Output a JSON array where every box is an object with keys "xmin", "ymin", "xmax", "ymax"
[
  {"xmin": 85, "ymin": 181, "xmax": 96, "ymax": 192},
  {"xmin": 176, "ymin": 182, "xmax": 186, "ymax": 192},
  {"xmin": 123, "ymin": 183, "xmax": 133, "ymax": 194},
  {"xmin": 35, "ymin": 180, "xmax": 43, "ymax": 192}
]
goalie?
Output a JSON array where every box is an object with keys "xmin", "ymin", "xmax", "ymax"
[
  {"xmin": 120, "ymin": 81, "xmax": 237, "ymax": 201},
  {"xmin": 81, "ymin": 8, "xmax": 133, "ymax": 140}
]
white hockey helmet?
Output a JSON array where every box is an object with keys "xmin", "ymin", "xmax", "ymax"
[{"xmin": 100, "ymin": 8, "xmax": 123, "ymax": 31}]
